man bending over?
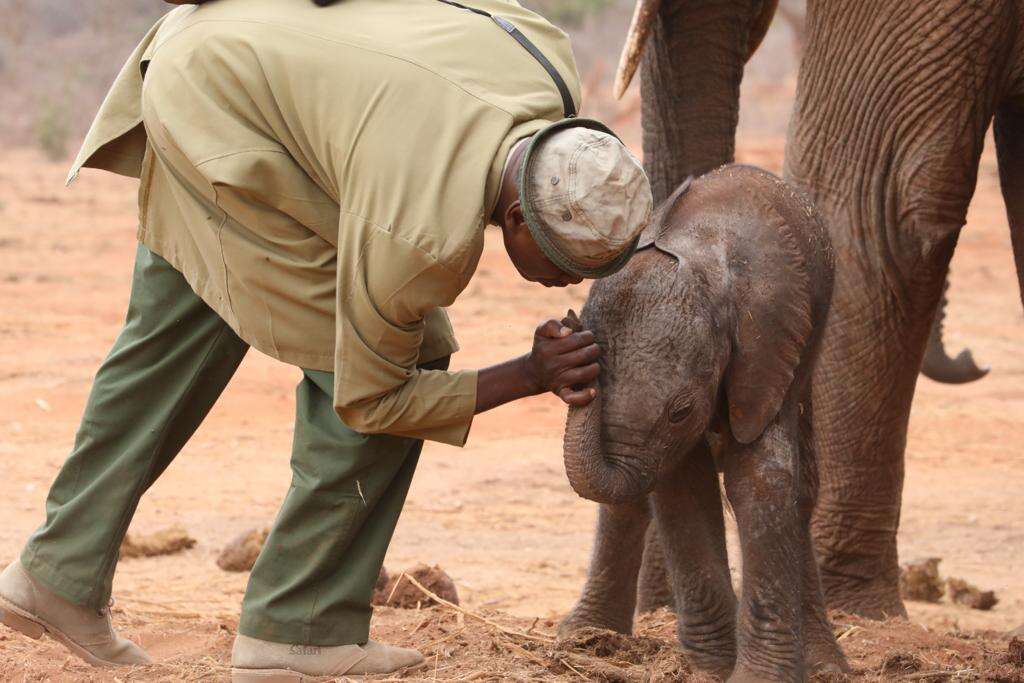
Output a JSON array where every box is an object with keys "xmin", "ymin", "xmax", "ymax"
[{"xmin": 0, "ymin": 0, "xmax": 652, "ymax": 680}]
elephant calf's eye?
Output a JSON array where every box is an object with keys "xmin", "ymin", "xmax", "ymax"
[{"xmin": 669, "ymin": 403, "xmax": 693, "ymax": 424}]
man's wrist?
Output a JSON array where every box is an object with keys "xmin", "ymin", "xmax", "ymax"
[{"xmin": 516, "ymin": 353, "xmax": 543, "ymax": 396}]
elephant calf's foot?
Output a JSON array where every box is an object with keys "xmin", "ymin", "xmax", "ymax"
[
  {"xmin": 557, "ymin": 604, "xmax": 634, "ymax": 639},
  {"xmin": 679, "ymin": 642, "xmax": 736, "ymax": 681},
  {"xmin": 727, "ymin": 661, "xmax": 801, "ymax": 683},
  {"xmin": 690, "ymin": 654, "xmax": 736, "ymax": 681},
  {"xmin": 805, "ymin": 638, "xmax": 850, "ymax": 677}
]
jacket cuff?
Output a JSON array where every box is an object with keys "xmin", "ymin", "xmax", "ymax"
[{"xmin": 394, "ymin": 369, "xmax": 477, "ymax": 447}]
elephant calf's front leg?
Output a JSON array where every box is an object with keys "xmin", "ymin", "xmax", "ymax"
[
  {"xmin": 723, "ymin": 416, "xmax": 806, "ymax": 683},
  {"xmin": 559, "ymin": 498, "xmax": 651, "ymax": 637},
  {"xmin": 651, "ymin": 444, "xmax": 737, "ymax": 678}
]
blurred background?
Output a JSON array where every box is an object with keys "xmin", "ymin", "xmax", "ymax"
[{"xmin": 0, "ymin": 0, "xmax": 806, "ymax": 162}]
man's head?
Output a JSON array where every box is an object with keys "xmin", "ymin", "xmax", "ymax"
[{"xmin": 492, "ymin": 120, "xmax": 653, "ymax": 288}]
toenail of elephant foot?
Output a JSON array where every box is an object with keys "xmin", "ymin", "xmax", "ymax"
[
  {"xmin": 686, "ymin": 653, "xmax": 736, "ymax": 681},
  {"xmin": 806, "ymin": 655, "xmax": 847, "ymax": 675},
  {"xmin": 810, "ymin": 662, "xmax": 852, "ymax": 681},
  {"xmin": 726, "ymin": 665, "xmax": 767, "ymax": 683},
  {"xmin": 807, "ymin": 645, "xmax": 851, "ymax": 676},
  {"xmin": 727, "ymin": 662, "xmax": 799, "ymax": 683}
]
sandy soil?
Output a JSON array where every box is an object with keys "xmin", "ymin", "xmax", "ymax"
[{"xmin": 0, "ymin": 136, "xmax": 1022, "ymax": 680}]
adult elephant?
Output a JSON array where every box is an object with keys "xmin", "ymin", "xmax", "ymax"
[{"xmin": 605, "ymin": 0, "xmax": 1021, "ymax": 619}]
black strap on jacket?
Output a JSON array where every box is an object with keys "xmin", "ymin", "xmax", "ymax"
[
  {"xmin": 434, "ymin": 0, "xmax": 577, "ymax": 118},
  {"xmin": 311, "ymin": 0, "xmax": 577, "ymax": 118},
  {"xmin": 432, "ymin": 0, "xmax": 577, "ymax": 116}
]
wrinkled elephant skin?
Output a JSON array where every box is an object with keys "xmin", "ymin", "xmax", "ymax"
[
  {"xmin": 625, "ymin": 0, "xmax": 1024, "ymax": 621},
  {"xmin": 785, "ymin": 0, "xmax": 1024, "ymax": 618}
]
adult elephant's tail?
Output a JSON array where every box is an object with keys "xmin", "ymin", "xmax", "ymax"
[{"xmin": 921, "ymin": 279, "xmax": 989, "ymax": 384}]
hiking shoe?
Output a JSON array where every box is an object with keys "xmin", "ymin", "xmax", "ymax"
[
  {"xmin": 231, "ymin": 634, "xmax": 425, "ymax": 681},
  {"xmin": 0, "ymin": 560, "xmax": 152, "ymax": 667}
]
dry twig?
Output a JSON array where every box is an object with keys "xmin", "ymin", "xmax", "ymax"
[{"xmin": 400, "ymin": 573, "xmax": 555, "ymax": 644}]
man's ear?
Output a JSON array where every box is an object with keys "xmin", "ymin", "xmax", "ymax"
[{"xmin": 503, "ymin": 200, "xmax": 526, "ymax": 234}]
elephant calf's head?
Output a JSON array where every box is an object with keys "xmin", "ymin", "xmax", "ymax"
[{"xmin": 562, "ymin": 165, "xmax": 833, "ymax": 504}]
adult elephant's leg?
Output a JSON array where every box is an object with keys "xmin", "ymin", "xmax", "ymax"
[
  {"xmin": 651, "ymin": 443, "xmax": 736, "ymax": 679},
  {"xmin": 640, "ymin": 0, "xmax": 767, "ymax": 201},
  {"xmin": 993, "ymin": 102, "xmax": 1024, "ymax": 313},
  {"xmin": 636, "ymin": 525, "xmax": 675, "ymax": 613},
  {"xmin": 796, "ymin": 402, "xmax": 848, "ymax": 675},
  {"xmin": 559, "ymin": 499, "xmax": 651, "ymax": 636},
  {"xmin": 807, "ymin": 227, "xmax": 962, "ymax": 619},
  {"xmin": 810, "ymin": 273, "xmax": 953, "ymax": 617},
  {"xmin": 785, "ymin": 0, "xmax": 1008, "ymax": 618}
]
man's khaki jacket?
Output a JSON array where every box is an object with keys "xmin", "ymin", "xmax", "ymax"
[{"xmin": 69, "ymin": 0, "xmax": 581, "ymax": 446}]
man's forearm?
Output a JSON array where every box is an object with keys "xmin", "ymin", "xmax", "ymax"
[{"xmin": 474, "ymin": 355, "xmax": 540, "ymax": 414}]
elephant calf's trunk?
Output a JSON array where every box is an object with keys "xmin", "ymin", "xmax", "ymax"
[{"xmin": 562, "ymin": 396, "xmax": 660, "ymax": 505}]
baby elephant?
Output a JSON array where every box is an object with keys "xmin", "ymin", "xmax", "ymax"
[{"xmin": 559, "ymin": 165, "xmax": 847, "ymax": 681}]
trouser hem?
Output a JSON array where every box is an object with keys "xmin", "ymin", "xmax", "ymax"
[
  {"xmin": 237, "ymin": 610, "xmax": 371, "ymax": 647},
  {"xmin": 18, "ymin": 548, "xmax": 99, "ymax": 610}
]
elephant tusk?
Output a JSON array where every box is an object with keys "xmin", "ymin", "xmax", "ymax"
[{"xmin": 613, "ymin": 0, "xmax": 662, "ymax": 100}]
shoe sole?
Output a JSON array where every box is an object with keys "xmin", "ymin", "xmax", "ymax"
[
  {"xmin": 0, "ymin": 594, "xmax": 122, "ymax": 668},
  {"xmin": 231, "ymin": 669, "xmax": 359, "ymax": 682},
  {"xmin": 231, "ymin": 662, "xmax": 426, "ymax": 682}
]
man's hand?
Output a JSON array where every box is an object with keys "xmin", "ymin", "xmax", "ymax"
[
  {"xmin": 522, "ymin": 319, "xmax": 600, "ymax": 406},
  {"xmin": 474, "ymin": 318, "xmax": 601, "ymax": 416}
]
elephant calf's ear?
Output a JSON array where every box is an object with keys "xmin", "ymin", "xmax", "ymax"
[{"xmin": 724, "ymin": 220, "xmax": 813, "ymax": 444}]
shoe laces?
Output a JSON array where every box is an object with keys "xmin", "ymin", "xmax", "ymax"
[{"xmin": 97, "ymin": 597, "xmax": 114, "ymax": 617}]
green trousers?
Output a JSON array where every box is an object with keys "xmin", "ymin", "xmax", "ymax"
[{"xmin": 21, "ymin": 244, "xmax": 438, "ymax": 646}]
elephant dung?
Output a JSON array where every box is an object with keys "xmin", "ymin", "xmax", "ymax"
[
  {"xmin": 120, "ymin": 525, "xmax": 196, "ymax": 559},
  {"xmin": 554, "ymin": 626, "xmax": 694, "ymax": 682},
  {"xmin": 373, "ymin": 563, "xmax": 459, "ymax": 608},
  {"xmin": 899, "ymin": 557, "xmax": 944, "ymax": 603},
  {"xmin": 216, "ymin": 526, "xmax": 269, "ymax": 572},
  {"xmin": 946, "ymin": 577, "xmax": 999, "ymax": 611}
]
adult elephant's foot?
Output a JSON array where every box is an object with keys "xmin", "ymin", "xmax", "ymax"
[
  {"xmin": 819, "ymin": 570, "xmax": 907, "ymax": 620},
  {"xmin": 812, "ymin": 508, "xmax": 908, "ymax": 620}
]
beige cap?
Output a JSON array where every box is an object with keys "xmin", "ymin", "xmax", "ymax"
[{"xmin": 519, "ymin": 119, "xmax": 653, "ymax": 278}]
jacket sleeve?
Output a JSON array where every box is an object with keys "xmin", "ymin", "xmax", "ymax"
[{"xmin": 333, "ymin": 222, "xmax": 477, "ymax": 446}]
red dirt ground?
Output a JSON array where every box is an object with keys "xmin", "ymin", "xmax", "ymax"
[{"xmin": 1, "ymin": 134, "xmax": 1022, "ymax": 680}]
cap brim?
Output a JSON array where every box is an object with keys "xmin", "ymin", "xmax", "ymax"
[{"xmin": 517, "ymin": 118, "xmax": 640, "ymax": 280}]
